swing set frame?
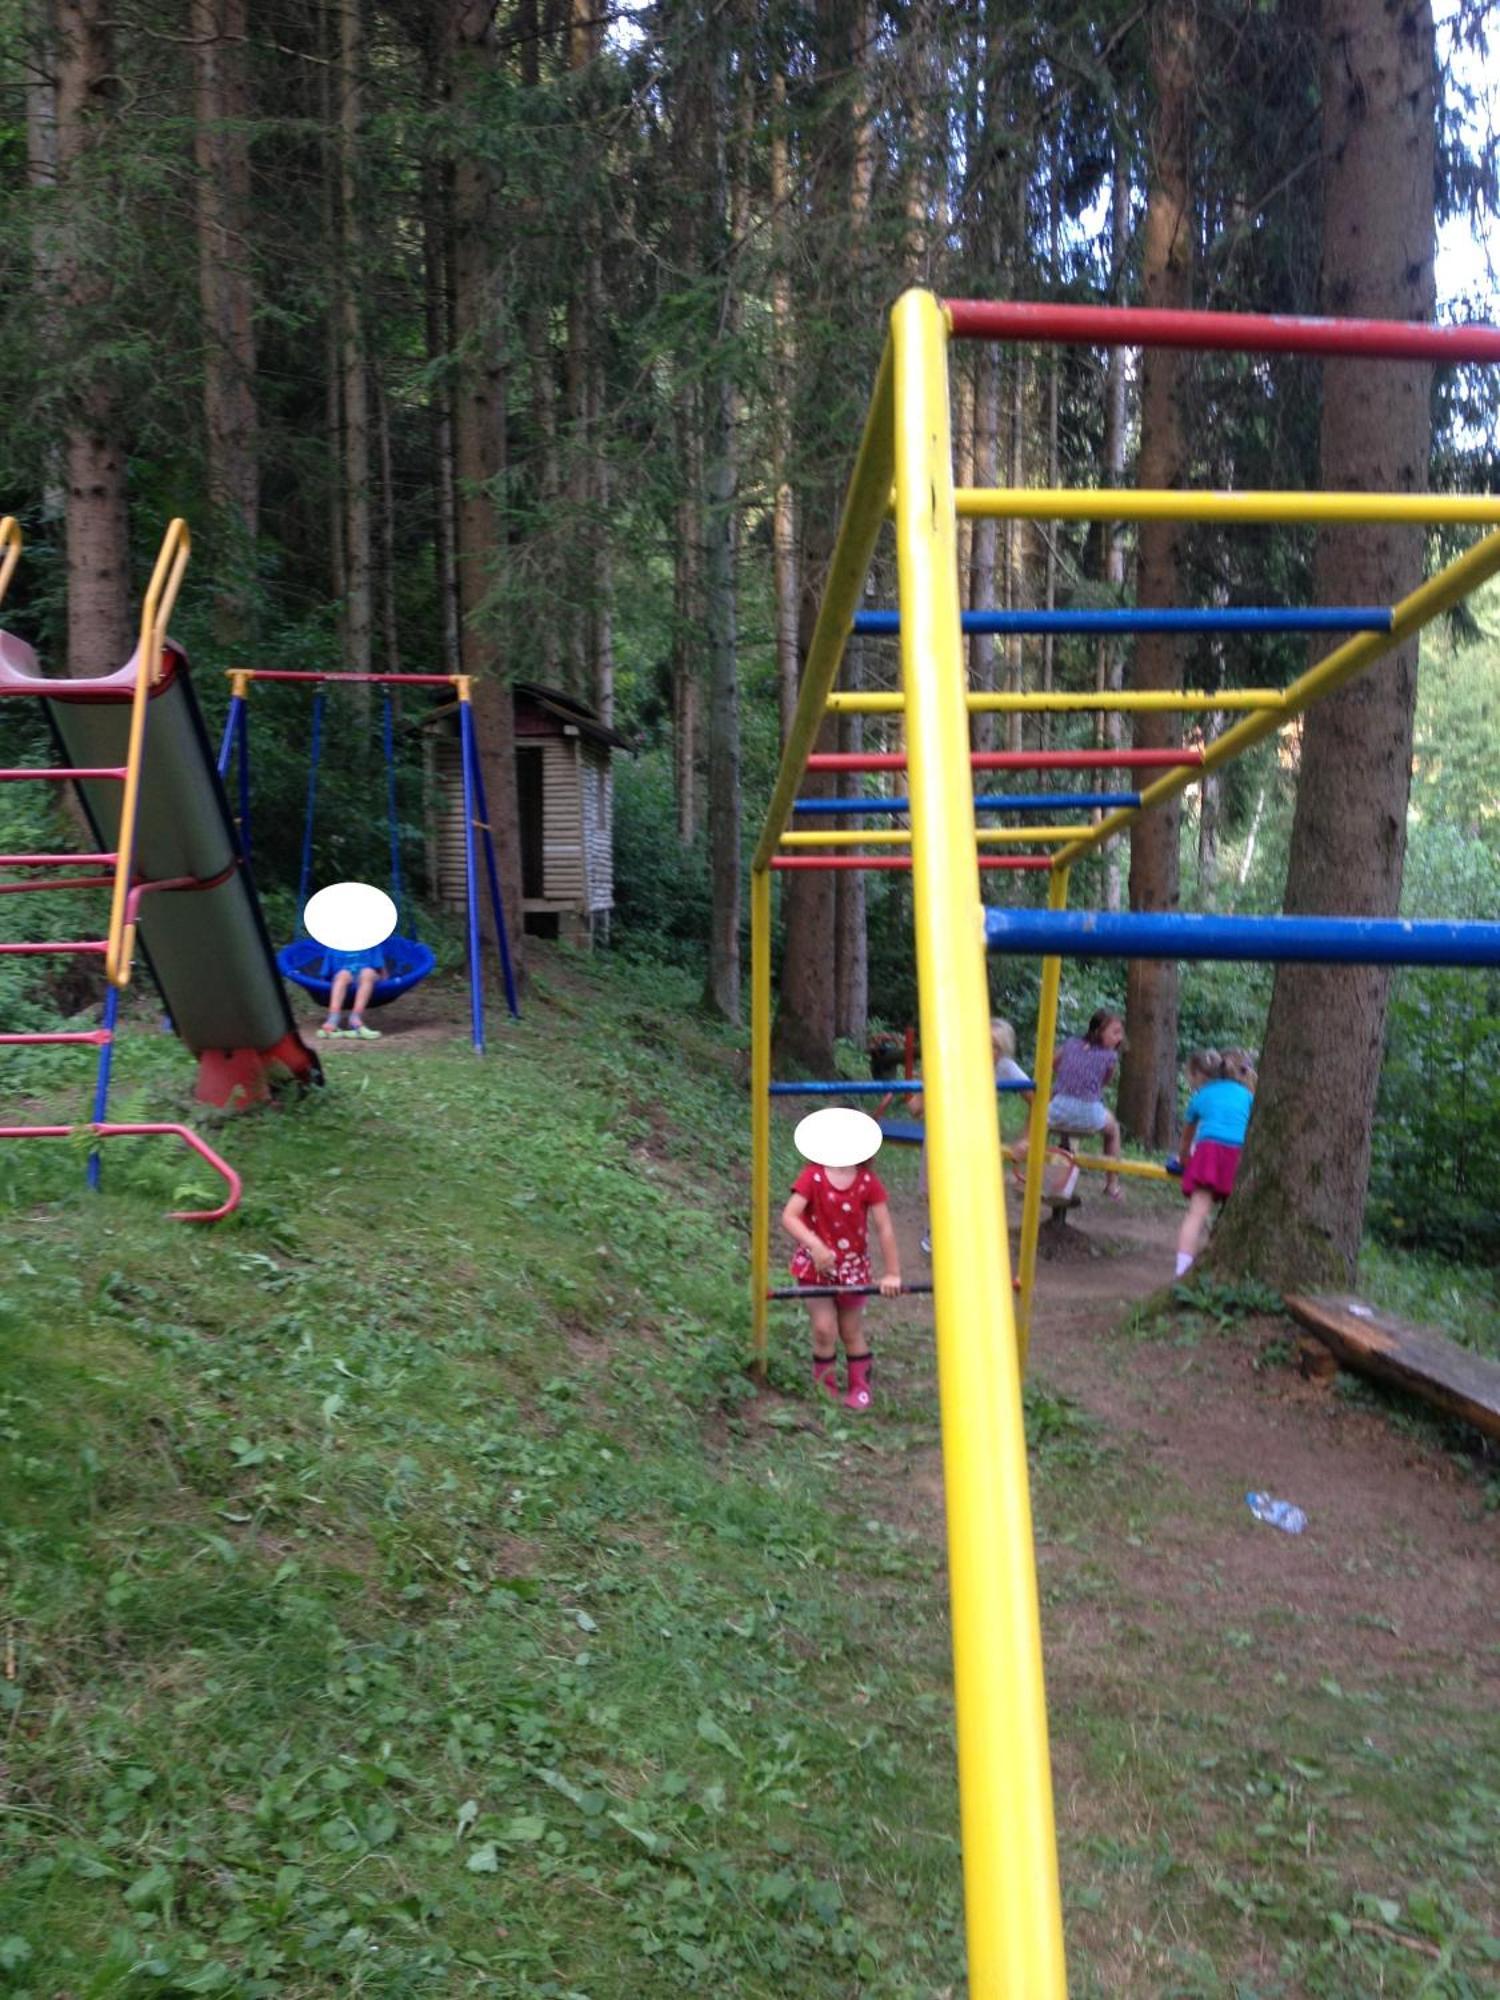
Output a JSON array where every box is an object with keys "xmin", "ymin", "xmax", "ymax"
[{"xmin": 218, "ymin": 668, "xmax": 520, "ymax": 1050}]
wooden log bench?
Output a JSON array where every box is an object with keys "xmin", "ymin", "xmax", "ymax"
[{"xmin": 1283, "ymin": 1293, "xmax": 1500, "ymax": 1443}]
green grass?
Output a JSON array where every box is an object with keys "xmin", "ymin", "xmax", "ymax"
[{"xmin": 2, "ymin": 949, "xmax": 1497, "ymax": 1996}]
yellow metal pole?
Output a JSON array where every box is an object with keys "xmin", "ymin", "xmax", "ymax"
[
  {"xmin": 825, "ymin": 688, "xmax": 1285, "ymax": 715},
  {"xmin": 1016, "ymin": 868, "xmax": 1070, "ymax": 1365},
  {"xmin": 752, "ymin": 344, "xmax": 895, "ymax": 873},
  {"xmin": 107, "ymin": 519, "xmax": 192, "ymax": 987},
  {"xmin": 750, "ymin": 866, "xmax": 772, "ymax": 1375},
  {"xmin": 891, "ymin": 288, "xmax": 1066, "ymax": 1999},
  {"xmin": 1055, "ymin": 526, "xmax": 1500, "ymax": 871},
  {"xmin": 955, "ymin": 486, "xmax": 1500, "ymax": 525},
  {"xmin": 0, "ymin": 516, "xmax": 21, "ymax": 605}
]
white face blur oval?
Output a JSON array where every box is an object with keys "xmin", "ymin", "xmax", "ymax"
[
  {"xmin": 303, "ymin": 882, "xmax": 398, "ymax": 952},
  {"xmin": 792, "ymin": 1106, "xmax": 884, "ymax": 1169}
]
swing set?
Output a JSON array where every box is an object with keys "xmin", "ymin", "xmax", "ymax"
[{"xmin": 217, "ymin": 668, "xmax": 520, "ymax": 1049}]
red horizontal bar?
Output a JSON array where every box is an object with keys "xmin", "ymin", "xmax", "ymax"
[
  {"xmin": 943, "ymin": 299, "xmax": 1500, "ymax": 363},
  {"xmin": 805, "ymin": 749, "xmax": 1202, "ymax": 773},
  {"xmin": 0, "ymin": 940, "xmax": 107, "ymax": 955},
  {"xmin": 0, "ymin": 1029, "xmax": 111, "ymax": 1046},
  {"xmin": 0, "ymin": 1122, "xmax": 241, "ymax": 1222},
  {"xmin": 242, "ymin": 670, "xmax": 458, "ymax": 686},
  {"xmin": 0, "ymin": 767, "xmax": 127, "ymax": 782},
  {"xmin": 0, "ymin": 874, "xmax": 115, "ymax": 896},
  {"xmin": 0, "ymin": 852, "xmax": 117, "ymax": 867},
  {"xmin": 771, "ymin": 855, "xmax": 1052, "ymax": 872}
]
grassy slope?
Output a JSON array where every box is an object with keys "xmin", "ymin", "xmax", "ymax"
[{"xmin": 2, "ymin": 953, "xmax": 1497, "ymax": 1998}]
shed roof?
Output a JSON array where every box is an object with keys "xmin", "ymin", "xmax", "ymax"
[{"xmin": 514, "ymin": 682, "xmax": 631, "ymax": 752}]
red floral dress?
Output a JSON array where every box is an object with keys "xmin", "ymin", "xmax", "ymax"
[{"xmin": 788, "ymin": 1163, "xmax": 889, "ymax": 1288}]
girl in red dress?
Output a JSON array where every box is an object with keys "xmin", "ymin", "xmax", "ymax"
[{"xmin": 781, "ymin": 1108, "xmax": 902, "ymax": 1412}]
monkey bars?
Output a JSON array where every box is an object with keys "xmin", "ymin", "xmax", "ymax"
[{"xmin": 748, "ymin": 290, "xmax": 1500, "ymax": 1999}]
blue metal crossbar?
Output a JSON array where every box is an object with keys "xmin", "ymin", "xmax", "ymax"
[
  {"xmin": 984, "ymin": 908, "xmax": 1500, "ymax": 967},
  {"xmin": 853, "ymin": 607, "xmax": 1394, "ymax": 637},
  {"xmin": 769, "ymin": 1076, "xmax": 1034, "ymax": 1095},
  {"xmin": 793, "ymin": 792, "xmax": 1142, "ymax": 816}
]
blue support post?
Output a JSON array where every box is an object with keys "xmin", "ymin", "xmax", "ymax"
[
  {"xmin": 792, "ymin": 791, "xmax": 1142, "ymax": 816},
  {"xmin": 457, "ymin": 696, "xmax": 485, "ymax": 1052},
  {"xmin": 853, "ymin": 606, "xmax": 1395, "ymax": 637},
  {"xmin": 86, "ymin": 985, "xmax": 121, "ymax": 1192},
  {"xmin": 465, "ymin": 729, "xmax": 521, "ymax": 1020},
  {"xmin": 236, "ymin": 699, "xmax": 251, "ymax": 865},
  {"xmin": 984, "ymin": 907, "xmax": 1500, "ymax": 968},
  {"xmin": 768, "ymin": 1077, "xmax": 1034, "ymax": 1095}
]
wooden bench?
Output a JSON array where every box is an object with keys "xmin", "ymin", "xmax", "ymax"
[{"xmin": 1284, "ymin": 1293, "xmax": 1500, "ymax": 1442}]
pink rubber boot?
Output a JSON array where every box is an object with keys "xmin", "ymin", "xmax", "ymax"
[
  {"xmin": 812, "ymin": 1354, "xmax": 840, "ymax": 1400},
  {"xmin": 843, "ymin": 1352, "xmax": 873, "ymax": 1413}
]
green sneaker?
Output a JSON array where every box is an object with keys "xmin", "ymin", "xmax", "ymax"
[{"xmin": 348, "ymin": 1021, "xmax": 382, "ymax": 1040}]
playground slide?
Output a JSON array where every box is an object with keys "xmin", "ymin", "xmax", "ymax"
[{"xmin": 0, "ymin": 632, "xmax": 319, "ymax": 1105}]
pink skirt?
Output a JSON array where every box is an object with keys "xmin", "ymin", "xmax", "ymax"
[{"xmin": 1181, "ymin": 1139, "xmax": 1241, "ymax": 1201}]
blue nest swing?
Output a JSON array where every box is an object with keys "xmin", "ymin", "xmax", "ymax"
[
  {"xmin": 276, "ymin": 934, "xmax": 437, "ymax": 1008},
  {"xmin": 276, "ymin": 688, "xmax": 435, "ymax": 1010}
]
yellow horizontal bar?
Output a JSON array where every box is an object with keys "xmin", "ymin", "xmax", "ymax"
[
  {"xmin": 1055, "ymin": 526, "xmax": 1500, "ymax": 870},
  {"xmin": 825, "ymin": 689, "xmax": 1285, "ymax": 715},
  {"xmin": 780, "ymin": 826, "xmax": 1087, "ymax": 848},
  {"xmin": 956, "ymin": 487, "xmax": 1500, "ymax": 525}
]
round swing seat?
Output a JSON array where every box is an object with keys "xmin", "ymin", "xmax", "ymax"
[{"xmin": 276, "ymin": 934, "xmax": 437, "ymax": 1009}]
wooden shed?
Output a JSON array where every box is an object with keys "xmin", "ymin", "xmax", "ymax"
[{"xmin": 425, "ymin": 683, "xmax": 627, "ymax": 945}]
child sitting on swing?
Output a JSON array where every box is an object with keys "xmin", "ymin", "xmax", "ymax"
[{"xmin": 319, "ymin": 948, "xmax": 386, "ymax": 1040}]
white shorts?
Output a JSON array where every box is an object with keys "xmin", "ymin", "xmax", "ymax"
[{"xmin": 1047, "ymin": 1094, "xmax": 1108, "ymax": 1136}]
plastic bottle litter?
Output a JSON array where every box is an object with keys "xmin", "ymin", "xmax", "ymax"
[{"xmin": 1245, "ymin": 1492, "xmax": 1307, "ymax": 1535}]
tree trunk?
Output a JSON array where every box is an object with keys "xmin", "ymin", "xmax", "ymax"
[
  {"xmin": 338, "ymin": 0, "xmax": 372, "ymax": 688},
  {"xmin": 770, "ymin": 69, "xmax": 798, "ymax": 749},
  {"xmin": 376, "ymin": 376, "xmax": 400, "ymax": 675},
  {"xmin": 671, "ymin": 375, "xmax": 701, "ymax": 842},
  {"xmin": 1099, "ymin": 133, "xmax": 1131, "ymax": 914},
  {"xmin": 701, "ymin": 27, "xmax": 740, "ymax": 1023},
  {"xmin": 444, "ymin": 0, "xmax": 523, "ymax": 975},
  {"xmin": 1115, "ymin": 0, "xmax": 1193, "ymax": 1150},
  {"xmin": 1208, "ymin": 0, "xmax": 1436, "ymax": 1287},
  {"xmin": 56, "ymin": 0, "xmax": 131, "ymax": 679},
  {"xmin": 422, "ymin": 141, "xmax": 461, "ymax": 677},
  {"xmin": 969, "ymin": 341, "xmax": 1000, "ymax": 752},
  {"xmin": 192, "ymin": 0, "xmax": 258, "ymax": 636},
  {"xmin": 26, "ymin": 0, "xmax": 65, "ymax": 524}
]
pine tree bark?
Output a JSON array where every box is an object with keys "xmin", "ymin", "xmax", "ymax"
[
  {"xmin": 26, "ymin": 0, "xmax": 65, "ymax": 524},
  {"xmin": 56, "ymin": 0, "xmax": 131, "ymax": 678},
  {"xmin": 444, "ymin": 0, "xmax": 524, "ymax": 975},
  {"xmin": 769, "ymin": 68, "xmax": 799, "ymax": 749},
  {"xmin": 1115, "ymin": 0, "xmax": 1193, "ymax": 1149},
  {"xmin": 192, "ymin": 0, "xmax": 258, "ymax": 636},
  {"xmin": 1207, "ymin": 0, "xmax": 1436, "ymax": 1287},
  {"xmin": 338, "ymin": 0, "xmax": 373, "ymax": 686},
  {"xmin": 701, "ymin": 26, "xmax": 741, "ymax": 1023}
]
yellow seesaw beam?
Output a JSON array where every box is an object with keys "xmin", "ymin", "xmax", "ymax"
[{"xmin": 955, "ymin": 487, "xmax": 1500, "ymax": 524}]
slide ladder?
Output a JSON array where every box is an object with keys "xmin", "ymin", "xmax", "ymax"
[{"xmin": 0, "ymin": 518, "xmax": 315, "ymax": 1220}]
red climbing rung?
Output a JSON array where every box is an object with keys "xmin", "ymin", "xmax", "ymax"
[
  {"xmin": 0, "ymin": 767, "xmax": 127, "ymax": 783},
  {"xmin": 805, "ymin": 749, "xmax": 1204, "ymax": 773},
  {"xmin": 0, "ymin": 852, "xmax": 118, "ymax": 867},
  {"xmin": 0, "ymin": 874, "xmax": 116, "ymax": 896},
  {"xmin": 0, "ymin": 939, "xmax": 109, "ymax": 956},
  {"xmin": 0, "ymin": 1030, "xmax": 112, "ymax": 1046}
]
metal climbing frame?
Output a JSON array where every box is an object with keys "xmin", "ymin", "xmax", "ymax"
[{"xmin": 747, "ymin": 289, "xmax": 1500, "ymax": 1996}]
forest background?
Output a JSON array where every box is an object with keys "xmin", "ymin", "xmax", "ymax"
[{"xmin": 1, "ymin": 0, "xmax": 1498, "ymax": 1275}]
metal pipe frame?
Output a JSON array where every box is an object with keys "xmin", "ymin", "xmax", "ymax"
[
  {"xmin": 770, "ymin": 854, "xmax": 1052, "ymax": 871},
  {"xmin": 955, "ymin": 488, "xmax": 1500, "ymax": 525},
  {"xmin": 791, "ymin": 791, "xmax": 1141, "ymax": 817},
  {"xmin": 889, "ymin": 289, "xmax": 1066, "ymax": 1995},
  {"xmin": 807, "ymin": 748, "xmax": 1201, "ymax": 773},
  {"xmin": 941, "ymin": 297, "xmax": 1500, "ymax": 362},
  {"xmin": 826, "ymin": 688, "xmax": 1285, "ymax": 714},
  {"xmin": 853, "ymin": 605, "xmax": 1393, "ymax": 636},
  {"xmin": 987, "ymin": 907, "xmax": 1500, "ymax": 967}
]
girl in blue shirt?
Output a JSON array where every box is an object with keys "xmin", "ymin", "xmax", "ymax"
[{"xmin": 1176, "ymin": 1048, "xmax": 1255, "ymax": 1277}]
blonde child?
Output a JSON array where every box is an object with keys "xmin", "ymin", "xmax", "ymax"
[
  {"xmin": 1176, "ymin": 1047, "xmax": 1255, "ymax": 1276},
  {"xmin": 782, "ymin": 1107, "xmax": 901, "ymax": 1413}
]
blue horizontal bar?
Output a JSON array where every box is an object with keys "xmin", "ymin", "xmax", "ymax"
[
  {"xmin": 984, "ymin": 909, "xmax": 1500, "ymax": 968},
  {"xmin": 853, "ymin": 607, "xmax": 1394, "ymax": 636},
  {"xmin": 769, "ymin": 1077, "xmax": 1034, "ymax": 1095},
  {"xmin": 793, "ymin": 792, "xmax": 1142, "ymax": 816}
]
